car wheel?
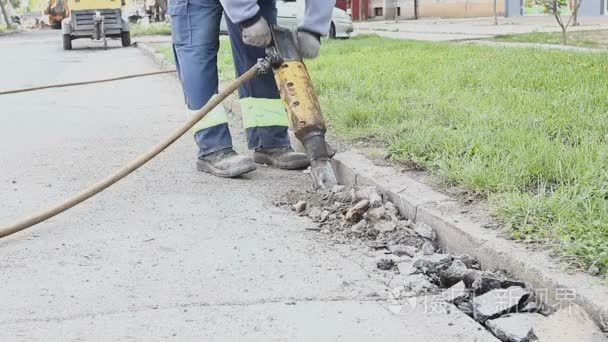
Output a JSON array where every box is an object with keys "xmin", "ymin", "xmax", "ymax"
[{"xmin": 329, "ymin": 22, "xmax": 336, "ymax": 39}]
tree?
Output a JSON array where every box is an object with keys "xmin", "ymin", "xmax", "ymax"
[
  {"xmin": 572, "ymin": 0, "xmax": 578, "ymax": 26},
  {"xmin": 493, "ymin": 0, "xmax": 498, "ymax": 25},
  {"xmin": 0, "ymin": 0, "xmax": 12, "ymax": 30},
  {"xmin": 9, "ymin": 0, "xmax": 20, "ymax": 10},
  {"xmin": 534, "ymin": 0, "xmax": 583, "ymax": 45}
]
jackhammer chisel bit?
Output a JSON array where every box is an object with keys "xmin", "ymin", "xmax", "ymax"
[{"xmin": 267, "ymin": 26, "xmax": 338, "ymax": 190}]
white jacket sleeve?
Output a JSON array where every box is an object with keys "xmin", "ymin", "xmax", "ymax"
[
  {"xmin": 219, "ymin": 0, "xmax": 260, "ymax": 24},
  {"xmin": 299, "ymin": 0, "xmax": 336, "ymax": 36}
]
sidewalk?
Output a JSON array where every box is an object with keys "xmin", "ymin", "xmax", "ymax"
[{"xmin": 354, "ymin": 16, "xmax": 608, "ymax": 41}]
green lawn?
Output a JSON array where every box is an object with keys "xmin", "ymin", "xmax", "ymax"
[
  {"xmin": 131, "ymin": 23, "xmax": 172, "ymax": 37},
  {"xmin": 494, "ymin": 30, "xmax": 608, "ymax": 49},
  {"xmin": 155, "ymin": 36, "xmax": 608, "ymax": 277},
  {"xmin": 27, "ymin": 0, "xmax": 45, "ymax": 12}
]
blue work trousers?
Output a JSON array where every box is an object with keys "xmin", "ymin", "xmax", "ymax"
[{"xmin": 167, "ymin": 0, "xmax": 290, "ymax": 157}]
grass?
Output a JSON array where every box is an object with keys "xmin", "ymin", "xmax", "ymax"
[
  {"xmin": 27, "ymin": 0, "xmax": 44, "ymax": 12},
  {"xmin": 494, "ymin": 30, "xmax": 608, "ymax": 49},
  {"xmin": 154, "ymin": 44, "xmax": 174, "ymax": 63},
  {"xmin": 131, "ymin": 22, "xmax": 172, "ymax": 37},
  {"xmin": 155, "ymin": 35, "xmax": 608, "ymax": 277}
]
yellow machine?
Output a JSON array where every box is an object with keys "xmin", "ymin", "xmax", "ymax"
[
  {"xmin": 61, "ymin": 0, "xmax": 130, "ymax": 50},
  {"xmin": 268, "ymin": 26, "xmax": 337, "ymax": 189},
  {"xmin": 44, "ymin": 0, "xmax": 69, "ymax": 29}
]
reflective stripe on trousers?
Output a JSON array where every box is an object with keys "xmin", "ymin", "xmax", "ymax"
[{"xmin": 168, "ymin": 0, "xmax": 290, "ymax": 156}]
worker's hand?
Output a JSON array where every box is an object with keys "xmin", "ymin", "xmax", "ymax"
[
  {"xmin": 241, "ymin": 15, "xmax": 272, "ymax": 47},
  {"xmin": 296, "ymin": 31, "xmax": 321, "ymax": 59}
]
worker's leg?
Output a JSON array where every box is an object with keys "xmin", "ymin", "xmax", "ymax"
[
  {"xmin": 225, "ymin": 0, "xmax": 309, "ymax": 170},
  {"xmin": 168, "ymin": 0, "xmax": 255, "ymax": 177}
]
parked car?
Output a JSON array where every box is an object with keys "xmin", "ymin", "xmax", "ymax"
[{"xmin": 220, "ymin": 0, "xmax": 353, "ymax": 39}]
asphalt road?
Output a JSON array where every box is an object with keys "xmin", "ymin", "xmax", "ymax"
[{"xmin": 0, "ymin": 30, "xmax": 498, "ymax": 341}]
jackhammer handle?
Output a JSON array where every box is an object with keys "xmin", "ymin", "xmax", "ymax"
[{"xmin": 0, "ymin": 65, "xmax": 261, "ymax": 239}]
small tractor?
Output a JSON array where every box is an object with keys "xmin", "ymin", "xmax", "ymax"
[{"xmin": 61, "ymin": 0, "xmax": 131, "ymax": 50}]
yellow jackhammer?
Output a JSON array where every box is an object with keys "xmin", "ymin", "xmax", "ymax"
[
  {"xmin": 0, "ymin": 27, "xmax": 338, "ymax": 239},
  {"xmin": 268, "ymin": 26, "xmax": 338, "ymax": 190}
]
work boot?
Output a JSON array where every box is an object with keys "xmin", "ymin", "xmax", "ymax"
[
  {"xmin": 253, "ymin": 147, "xmax": 310, "ymax": 170},
  {"xmin": 197, "ymin": 148, "xmax": 256, "ymax": 178}
]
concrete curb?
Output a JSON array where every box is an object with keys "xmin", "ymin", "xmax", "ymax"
[
  {"xmin": 461, "ymin": 40, "xmax": 607, "ymax": 53},
  {"xmin": 332, "ymin": 151, "xmax": 608, "ymax": 330},
  {"xmin": 133, "ymin": 41, "xmax": 176, "ymax": 74}
]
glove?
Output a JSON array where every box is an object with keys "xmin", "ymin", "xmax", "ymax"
[
  {"xmin": 297, "ymin": 31, "xmax": 321, "ymax": 59},
  {"xmin": 241, "ymin": 15, "xmax": 272, "ymax": 47}
]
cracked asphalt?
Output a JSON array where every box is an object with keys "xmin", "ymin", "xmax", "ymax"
[{"xmin": 0, "ymin": 30, "xmax": 497, "ymax": 341}]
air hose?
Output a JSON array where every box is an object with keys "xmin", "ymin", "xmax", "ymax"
[{"xmin": 0, "ymin": 61, "xmax": 268, "ymax": 239}]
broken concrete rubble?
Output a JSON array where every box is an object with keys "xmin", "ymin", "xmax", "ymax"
[
  {"xmin": 457, "ymin": 300, "xmax": 475, "ymax": 316},
  {"xmin": 520, "ymin": 301, "xmax": 542, "ymax": 314},
  {"xmin": 368, "ymin": 191, "xmax": 383, "ymax": 208},
  {"xmin": 350, "ymin": 220, "xmax": 367, "ymax": 234},
  {"xmin": 421, "ymin": 241, "xmax": 435, "ymax": 255},
  {"xmin": 375, "ymin": 221, "xmax": 397, "ymax": 233},
  {"xmin": 436, "ymin": 258, "xmax": 470, "ymax": 284},
  {"xmin": 473, "ymin": 286, "xmax": 529, "ymax": 322},
  {"xmin": 413, "ymin": 222, "xmax": 436, "ymax": 240},
  {"xmin": 377, "ymin": 258, "xmax": 396, "ymax": 271},
  {"xmin": 367, "ymin": 206, "xmax": 386, "ymax": 221},
  {"xmin": 389, "ymin": 244, "xmax": 417, "ymax": 257},
  {"xmin": 486, "ymin": 313, "xmax": 545, "ymax": 342},
  {"xmin": 441, "ymin": 281, "xmax": 468, "ymax": 303},
  {"xmin": 413, "ymin": 253, "xmax": 452, "ymax": 273},
  {"xmin": 294, "ymin": 200, "xmax": 306, "ymax": 213},
  {"xmin": 384, "ymin": 201, "xmax": 399, "ymax": 219},
  {"xmin": 308, "ymin": 207, "xmax": 322, "ymax": 222},
  {"xmin": 453, "ymin": 254, "xmax": 480, "ymax": 270},
  {"xmin": 351, "ymin": 186, "xmax": 383, "ymax": 208},
  {"xmin": 341, "ymin": 199, "xmax": 370, "ymax": 224},
  {"xmin": 282, "ymin": 185, "xmax": 567, "ymax": 342},
  {"xmin": 397, "ymin": 261, "xmax": 417, "ymax": 276},
  {"xmin": 319, "ymin": 210, "xmax": 330, "ymax": 222}
]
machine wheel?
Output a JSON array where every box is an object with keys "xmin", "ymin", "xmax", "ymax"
[
  {"xmin": 63, "ymin": 34, "xmax": 72, "ymax": 50},
  {"xmin": 329, "ymin": 22, "xmax": 336, "ymax": 39},
  {"xmin": 121, "ymin": 31, "xmax": 131, "ymax": 47}
]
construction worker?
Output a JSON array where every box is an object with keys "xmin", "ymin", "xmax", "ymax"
[{"xmin": 167, "ymin": 0, "xmax": 335, "ymax": 178}]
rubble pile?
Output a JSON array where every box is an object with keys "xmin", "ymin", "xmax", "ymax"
[
  {"xmin": 281, "ymin": 185, "xmax": 566, "ymax": 342},
  {"xmin": 285, "ymin": 185, "xmax": 429, "ymax": 248}
]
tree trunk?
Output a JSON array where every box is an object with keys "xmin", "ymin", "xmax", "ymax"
[
  {"xmin": 0, "ymin": 0, "xmax": 12, "ymax": 30},
  {"xmin": 493, "ymin": 0, "xmax": 498, "ymax": 25},
  {"xmin": 572, "ymin": 0, "xmax": 578, "ymax": 26},
  {"xmin": 562, "ymin": 28, "xmax": 567, "ymax": 45},
  {"xmin": 395, "ymin": 0, "xmax": 398, "ymax": 23}
]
